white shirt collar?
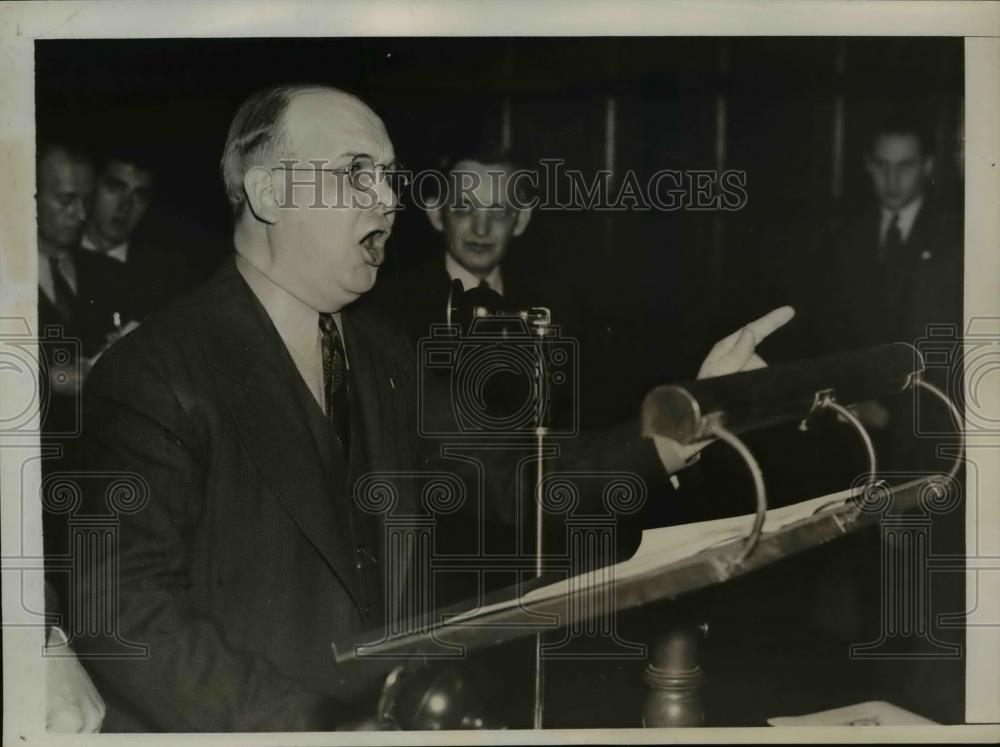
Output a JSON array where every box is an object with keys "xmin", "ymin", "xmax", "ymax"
[
  {"xmin": 880, "ymin": 196, "xmax": 924, "ymax": 245},
  {"xmin": 235, "ymin": 253, "xmax": 346, "ymax": 414},
  {"xmin": 81, "ymin": 233, "xmax": 129, "ymax": 264},
  {"xmin": 444, "ymin": 253, "xmax": 504, "ymax": 296}
]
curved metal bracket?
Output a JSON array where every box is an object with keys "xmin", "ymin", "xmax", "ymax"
[
  {"xmin": 813, "ymin": 390, "xmax": 879, "ymax": 486},
  {"xmin": 707, "ymin": 423, "xmax": 767, "ymax": 566},
  {"xmin": 914, "ymin": 377, "xmax": 965, "ymax": 480}
]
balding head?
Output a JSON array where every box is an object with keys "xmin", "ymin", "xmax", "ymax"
[
  {"xmin": 280, "ymin": 88, "xmax": 389, "ymax": 161},
  {"xmin": 227, "ymin": 85, "xmax": 399, "ymax": 313},
  {"xmin": 36, "ymin": 144, "xmax": 94, "ymax": 256},
  {"xmin": 220, "ymin": 84, "xmax": 385, "ymax": 218}
]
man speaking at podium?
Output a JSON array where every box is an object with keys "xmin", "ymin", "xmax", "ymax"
[{"xmin": 72, "ymin": 84, "xmax": 792, "ymax": 731}]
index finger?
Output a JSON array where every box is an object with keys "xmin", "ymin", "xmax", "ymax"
[{"xmin": 745, "ymin": 305, "xmax": 795, "ymax": 344}]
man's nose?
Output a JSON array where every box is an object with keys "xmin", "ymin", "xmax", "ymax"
[
  {"xmin": 373, "ymin": 174, "xmax": 398, "ymax": 212},
  {"xmin": 69, "ymin": 198, "xmax": 87, "ymax": 222},
  {"xmin": 886, "ymin": 165, "xmax": 902, "ymax": 192},
  {"xmin": 472, "ymin": 211, "xmax": 492, "ymax": 237}
]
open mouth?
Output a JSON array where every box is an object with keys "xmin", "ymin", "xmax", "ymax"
[{"xmin": 360, "ymin": 229, "xmax": 387, "ymax": 266}]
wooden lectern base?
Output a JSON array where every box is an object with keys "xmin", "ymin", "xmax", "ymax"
[{"xmin": 642, "ymin": 608, "xmax": 707, "ymax": 727}]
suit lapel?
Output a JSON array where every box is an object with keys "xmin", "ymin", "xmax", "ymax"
[
  {"xmin": 906, "ymin": 200, "xmax": 935, "ymax": 258},
  {"xmin": 342, "ymin": 312, "xmax": 387, "ymax": 473},
  {"xmin": 342, "ymin": 306, "xmax": 418, "ymax": 615},
  {"xmin": 206, "ymin": 260, "xmax": 366, "ymax": 613}
]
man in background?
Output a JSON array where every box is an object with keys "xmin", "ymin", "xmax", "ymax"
[
  {"xmin": 373, "ymin": 141, "xmax": 653, "ymax": 432},
  {"xmin": 36, "ymin": 144, "xmax": 130, "ymax": 367},
  {"xmin": 375, "ymin": 142, "xmax": 576, "ymax": 342},
  {"xmin": 801, "ymin": 116, "xmax": 965, "ymax": 721},
  {"xmin": 820, "ymin": 116, "xmax": 964, "ymax": 461},
  {"xmin": 82, "ymin": 147, "xmax": 197, "ymax": 319},
  {"xmin": 827, "ymin": 115, "xmax": 962, "ymax": 352},
  {"xmin": 35, "ymin": 141, "xmax": 112, "ymax": 733}
]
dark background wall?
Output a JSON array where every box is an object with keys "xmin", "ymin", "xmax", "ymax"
[{"xmin": 35, "ymin": 37, "xmax": 963, "ymax": 365}]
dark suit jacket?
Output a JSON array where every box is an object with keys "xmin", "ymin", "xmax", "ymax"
[
  {"xmin": 39, "ymin": 250, "xmax": 139, "ymax": 612},
  {"xmin": 73, "ymin": 257, "xmax": 422, "ymax": 731},
  {"xmin": 76, "ymin": 237, "xmax": 199, "ymax": 326},
  {"xmin": 38, "ymin": 248, "xmax": 136, "ymax": 358},
  {"xmin": 823, "ymin": 198, "xmax": 963, "ymax": 352},
  {"xmin": 775, "ymin": 197, "xmax": 962, "ymax": 361},
  {"xmin": 39, "ymin": 248, "xmax": 132, "ymax": 454},
  {"xmin": 73, "ymin": 254, "xmax": 676, "ymax": 731},
  {"xmin": 121, "ymin": 237, "xmax": 200, "ymax": 320}
]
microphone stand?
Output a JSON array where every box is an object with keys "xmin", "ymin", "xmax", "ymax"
[
  {"xmin": 446, "ymin": 278, "xmax": 554, "ymax": 728},
  {"xmin": 529, "ymin": 309, "xmax": 552, "ymax": 730}
]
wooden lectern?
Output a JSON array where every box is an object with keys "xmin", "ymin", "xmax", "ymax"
[{"xmin": 331, "ymin": 343, "xmax": 962, "ymax": 728}]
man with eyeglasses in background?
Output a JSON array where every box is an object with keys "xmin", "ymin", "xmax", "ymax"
[{"xmin": 375, "ymin": 141, "xmax": 577, "ymax": 345}]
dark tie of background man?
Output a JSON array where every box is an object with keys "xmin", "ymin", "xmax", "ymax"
[
  {"xmin": 48, "ymin": 255, "xmax": 76, "ymax": 323},
  {"xmin": 875, "ymin": 212, "xmax": 910, "ymax": 342},
  {"xmin": 319, "ymin": 313, "xmax": 350, "ymax": 453},
  {"xmin": 882, "ymin": 212, "xmax": 904, "ymax": 265}
]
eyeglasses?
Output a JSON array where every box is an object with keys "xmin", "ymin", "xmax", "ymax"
[{"xmin": 273, "ymin": 155, "xmax": 410, "ymax": 192}]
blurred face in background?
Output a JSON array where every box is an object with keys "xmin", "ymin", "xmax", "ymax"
[
  {"xmin": 89, "ymin": 160, "xmax": 153, "ymax": 247},
  {"xmin": 36, "ymin": 148, "xmax": 95, "ymax": 256},
  {"xmin": 864, "ymin": 133, "xmax": 933, "ymax": 212},
  {"xmin": 428, "ymin": 160, "xmax": 533, "ymax": 279}
]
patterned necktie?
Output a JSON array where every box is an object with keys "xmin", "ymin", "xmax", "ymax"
[
  {"xmin": 319, "ymin": 313, "xmax": 350, "ymax": 452},
  {"xmin": 48, "ymin": 256, "xmax": 75, "ymax": 322}
]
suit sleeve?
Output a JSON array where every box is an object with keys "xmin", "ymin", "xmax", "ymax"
[
  {"xmin": 488, "ymin": 418, "xmax": 679, "ymax": 527},
  {"xmin": 417, "ymin": 367, "xmax": 681, "ymax": 524},
  {"xmin": 72, "ymin": 346, "xmax": 356, "ymax": 732}
]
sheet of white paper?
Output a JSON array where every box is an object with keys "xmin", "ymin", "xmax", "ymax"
[
  {"xmin": 767, "ymin": 700, "xmax": 938, "ymax": 726},
  {"xmin": 443, "ymin": 485, "xmax": 860, "ymax": 626}
]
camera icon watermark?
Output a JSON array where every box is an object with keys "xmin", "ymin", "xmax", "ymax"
[
  {"xmin": 534, "ymin": 470, "xmax": 648, "ymax": 660},
  {"xmin": 850, "ymin": 471, "xmax": 965, "ymax": 661},
  {"xmin": 351, "ymin": 470, "xmax": 470, "ymax": 660},
  {"xmin": 417, "ymin": 318, "xmax": 579, "ymax": 440},
  {"xmin": 43, "ymin": 470, "xmax": 151, "ymax": 659},
  {"xmin": 348, "ymin": 466, "xmax": 648, "ymax": 663},
  {"xmin": 3, "ymin": 464, "xmax": 151, "ymax": 660},
  {"xmin": 0, "ymin": 318, "xmax": 82, "ymax": 439},
  {"xmin": 914, "ymin": 318, "xmax": 1000, "ymax": 440}
]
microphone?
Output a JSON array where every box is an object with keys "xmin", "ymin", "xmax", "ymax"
[
  {"xmin": 445, "ymin": 277, "xmax": 551, "ymax": 335},
  {"xmin": 445, "ymin": 278, "xmax": 464, "ymax": 327},
  {"xmin": 641, "ymin": 343, "xmax": 923, "ymax": 445},
  {"xmin": 447, "ymin": 278, "xmax": 516, "ymax": 327}
]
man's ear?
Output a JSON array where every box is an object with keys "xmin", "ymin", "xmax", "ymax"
[
  {"xmin": 243, "ymin": 167, "xmax": 280, "ymax": 224},
  {"xmin": 425, "ymin": 197, "xmax": 445, "ymax": 233},
  {"xmin": 512, "ymin": 205, "xmax": 534, "ymax": 237}
]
